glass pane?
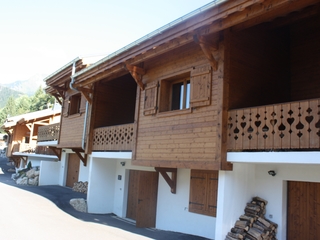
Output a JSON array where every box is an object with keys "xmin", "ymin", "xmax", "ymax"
[{"xmin": 186, "ymin": 81, "xmax": 190, "ymax": 109}]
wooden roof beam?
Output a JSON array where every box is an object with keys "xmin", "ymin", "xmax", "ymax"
[
  {"xmin": 51, "ymin": 86, "xmax": 67, "ymax": 100},
  {"xmin": 194, "ymin": 35, "xmax": 219, "ymax": 71},
  {"xmin": 77, "ymin": 86, "xmax": 93, "ymax": 105},
  {"xmin": 124, "ymin": 64, "xmax": 145, "ymax": 90},
  {"xmin": 155, "ymin": 167, "xmax": 177, "ymax": 194}
]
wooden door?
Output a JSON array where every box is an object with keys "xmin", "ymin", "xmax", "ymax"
[
  {"xmin": 66, "ymin": 153, "xmax": 80, "ymax": 187},
  {"xmin": 287, "ymin": 181, "xmax": 320, "ymax": 240},
  {"xmin": 126, "ymin": 170, "xmax": 159, "ymax": 228},
  {"xmin": 126, "ymin": 170, "xmax": 139, "ymax": 220}
]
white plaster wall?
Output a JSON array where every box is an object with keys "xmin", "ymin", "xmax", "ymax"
[
  {"xmin": 58, "ymin": 151, "xmax": 68, "ymax": 186},
  {"xmin": 78, "ymin": 157, "xmax": 89, "ymax": 182},
  {"xmin": 215, "ymin": 163, "xmax": 256, "ymax": 240},
  {"xmin": 87, "ymin": 157, "xmax": 117, "ymax": 213},
  {"xmin": 156, "ymin": 169, "xmax": 216, "ymax": 239},
  {"xmin": 28, "ymin": 159, "xmax": 41, "ymax": 168},
  {"xmin": 39, "ymin": 161, "xmax": 60, "ymax": 185}
]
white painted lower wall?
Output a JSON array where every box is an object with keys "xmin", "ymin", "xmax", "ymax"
[
  {"xmin": 39, "ymin": 161, "xmax": 61, "ymax": 185},
  {"xmin": 215, "ymin": 152, "xmax": 320, "ymax": 240},
  {"xmin": 156, "ymin": 169, "xmax": 216, "ymax": 239},
  {"xmin": 87, "ymin": 156, "xmax": 117, "ymax": 213}
]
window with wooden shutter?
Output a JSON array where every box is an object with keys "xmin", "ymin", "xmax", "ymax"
[
  {"xmin": 189, "ymin": 170, "xmax": 218, "ymax": 217},
  {"xmin": 190, "ymin": 65, "xmax": 211, "ymax": 108},
  {"xmin": 143, "ymin": 81, "xmax": 158, "ymax": 116}
]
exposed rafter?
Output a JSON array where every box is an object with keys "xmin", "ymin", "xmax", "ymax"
[
  {"xmin": 124, "ymin": 63, "xmax": 145, "ymax": 90},
  {"xmin": 194, "ymin": 34, "xmax": 219, "ymax": 71},
  {"xmin": 72, "ymin": 148, "xmax": 87, "ymax": 166},
  {"xmin": 52, "ymin": 86, "xmax": 67, "ymax": 100},
  {"xmin": 155, "ymin": 167, "xmax": 177, "ymax": 194}
]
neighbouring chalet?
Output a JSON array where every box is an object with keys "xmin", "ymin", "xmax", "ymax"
[
  {"xmin": 44, "ymin": 0, "xmax": 320, "ymax": 239},
  {"xmin": 1, "ymin": 105, "xmax": 61, "ymax": 179}
]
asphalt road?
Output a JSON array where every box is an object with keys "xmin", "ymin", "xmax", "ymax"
[{"xmin": 0, "ymin": 157, "xmax": 208, "ymax": 240}]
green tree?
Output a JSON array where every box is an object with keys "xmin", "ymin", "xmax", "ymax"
[
  {"xmin": 16, "ymin": 95, "xmax": 31, "ymax": 115},
  {"xmin": 0, "ymin": 96, "xmax": 17, "ymax": 125},
  {"xmin": 30, "ymin": 86, "xmax": 55, "ymax": 111}
]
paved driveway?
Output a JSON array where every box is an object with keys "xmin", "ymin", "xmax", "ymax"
[{"xmin": 0, "ymin": 157, "xmax": 208, "ymax": 240}]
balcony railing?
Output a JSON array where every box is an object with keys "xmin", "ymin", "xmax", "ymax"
[
  {"xmin": 227, "ymin": 99, "xmax": 320, "ymax": 151},
  {"xmin": 92, "ymin": 123, "xmax": 135, "ymax": 151},
  {"xmin": 38, "ymin": 123, "xmax": 60, "ymax": 142}
]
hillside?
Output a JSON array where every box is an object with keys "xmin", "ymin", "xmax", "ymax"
[
  {"xmin": 0, "ymin": 86, "xmax": 23, "ymax": 109},
  {"xmin": 2, "ymin": 73, "xmax": 47, "ymax": 96}
]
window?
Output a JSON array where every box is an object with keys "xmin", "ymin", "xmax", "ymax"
[
  {"xmin": 25, "ymin": 136, "xmax": 30, "ymax": 144},
  {"xmin": 189, "ymin": 170, "xmax": 218, "ymax": 217},
  {"xmin": 143, "ymin": 64, "xmax": 212, "ymax": 116},
  {"xmin": 159, "ymin": 73, "xmax": 191, "ymax": 113},
  {"xmin": 68, "ymin": 93, "xmax": 81, "ymax": 115}
]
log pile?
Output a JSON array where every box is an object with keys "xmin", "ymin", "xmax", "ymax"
[
  {"xmin": 225, "ymin": 197, "xmax": 278, "ymax": 240},
  {"xmin": 72, "ymin": 181, "xmax": 88, "ymax": 194}
]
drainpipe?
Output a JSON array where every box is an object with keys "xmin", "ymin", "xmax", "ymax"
[{"xmin": 70, "ymin": 60, "xmax": 88, "ymax": 151}]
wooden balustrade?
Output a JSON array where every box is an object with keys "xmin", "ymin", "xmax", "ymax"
[
  {"xmin": 92, "ymin": 123, "xmax": 135, "ymax": 151},
  {"xmin": 38, "ymin": 123, "xmax": 60, "ymax": 142},
  {"xmin": 227, "ymin": 99, "xmax": 320, "ymax": 151}
]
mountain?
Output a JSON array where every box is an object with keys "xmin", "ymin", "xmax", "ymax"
[
  {"xmin": 2, "ymin": 73, "xmax": 47, "ymax": 96},
  {"xmin": 0, "ymin": 86, "xmax": 23, "ymax": 109}
]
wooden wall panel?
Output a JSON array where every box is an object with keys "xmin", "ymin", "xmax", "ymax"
[
  {"xmin": 58, "ymin": 89, "xmax": 85, "ymax": 148},
  {"xmin": 94, "ymin": 74, "xmax": 136, "ymax": 128},
  {"xmin": 134, "ymin": 42, "xmax": 221, "ymax": 170},
  {"xmin": 290, "ymin": 14, "xmax": 320, "ymax": 101},
  {"xmin": 228, "ymin": 24, "xmax": 291, "ymax": 110}
]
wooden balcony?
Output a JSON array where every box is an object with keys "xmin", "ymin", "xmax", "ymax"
[
  {"xmin": 92, "ymin": 123, "xmax": 135, "ymax": 151},
  {"xmin": 38, "ymin": 123, "xmax": 60, "ymax": 142},
  {"xmin": 227, "ymin": 99, "xmax": 320, "ymax": 151}
]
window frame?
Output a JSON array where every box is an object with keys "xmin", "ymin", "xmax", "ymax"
[
  {"xmin": 158, "ymin": 72, "xmax": 191, "ymax": 114},
  {"xmin": 68, "ymin": 93, "xmax": 82, "ymax": 116}
]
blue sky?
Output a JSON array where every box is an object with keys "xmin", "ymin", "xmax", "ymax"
[{"xmin": 0, "ymin": 0, "xmax": 214, "ymax": 84}]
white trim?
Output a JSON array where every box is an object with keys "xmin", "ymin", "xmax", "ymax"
[
  {"xmin": 90, "ymin": 151, "xmax": 132, "ymax": 159},
  {"xmin": 12, "ymin": 152, "xmax": 58, "ymax": 161},
  {"xmin": 227, "ymin": 151, "xmax": 320, "ymax": 164},
  {"xmin": 37, "ymin": 141, "xmax": 58, "ymax": 146}
]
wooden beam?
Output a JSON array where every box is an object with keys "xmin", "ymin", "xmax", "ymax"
[
  {"xmin": 77, "ymin": 87, "xmax": 93, "ymax": 105},
  {"xmin": 155, "ymin": 167, "xmax": 177, "ymax": 194},
  {"xmin": 52, "ymin": 86, "xmax": 67, "ymax": 100},
  {"xmin": 48, "ymin": 147, "xmax": 62, "ymax": 160},
  {"xmin": 124, "ymin": 64, "xmax": 145, "ymax": 90},
  {"xmin": 52, "ymin": 93, "xmax": 62, "ymax": 105},
  {"xmin": 72, "ymin": 148, "xmax": 87, "ymax": 166},
  {"xmin": 194, "ymin": 35, "xmax": 219, "ymax": 71}
]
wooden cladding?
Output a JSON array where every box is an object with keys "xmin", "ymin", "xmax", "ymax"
[
  {"xmin": 227, "ymin": 99, "xmax": 320, "ymax": 151},
  {"xmin": 189, "ymin": 170, "xmax": 218, "ymax": 217},
  {"xmin": 37, "ymin": 123, "xmax": 60, "ymax": 142},
  {"xmin": 92, "ymin": 123, "xmax": 134, "ymax": 151}
]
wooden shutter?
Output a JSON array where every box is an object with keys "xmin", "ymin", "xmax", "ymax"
[
  {"xmin": 189, "ymin": 170, "xmax": 218, "ymax": 217},
  {"xmin": 190, "ymin": 65, "xmax": 211, "ymax": 108},
  {"xmin": 62, "ymin": 98, "xmax": 69, "ymax": 117},
  {"xmin": 143, "ymin": 81, "xmax": 158, "ymax": 116}
]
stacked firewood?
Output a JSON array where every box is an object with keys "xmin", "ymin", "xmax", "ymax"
[
  {"xmin": 72, "ymin": 181, "xmax": 88, "ymax": 194},
  {"xmin": 225, "ymin": 197, "xmax": 278, "ymax": 240}
]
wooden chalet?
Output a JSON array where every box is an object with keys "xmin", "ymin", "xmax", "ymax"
[
  {"xmin": 1, "ymin": 106, "xmax": 61, "ymax": 168},
  {"xmin": 44, "ymin": 0, "xmax": 320, "ymax": 239}
]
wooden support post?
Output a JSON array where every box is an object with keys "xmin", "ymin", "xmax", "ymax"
[{"xmin": 155, "ymin": 167, "xmax": 177, "ymax": 194}]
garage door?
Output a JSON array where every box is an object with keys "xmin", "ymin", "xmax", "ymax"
[{"xmin": 287, "ymin": 181, "xmax": 320, "ymax": 240}]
